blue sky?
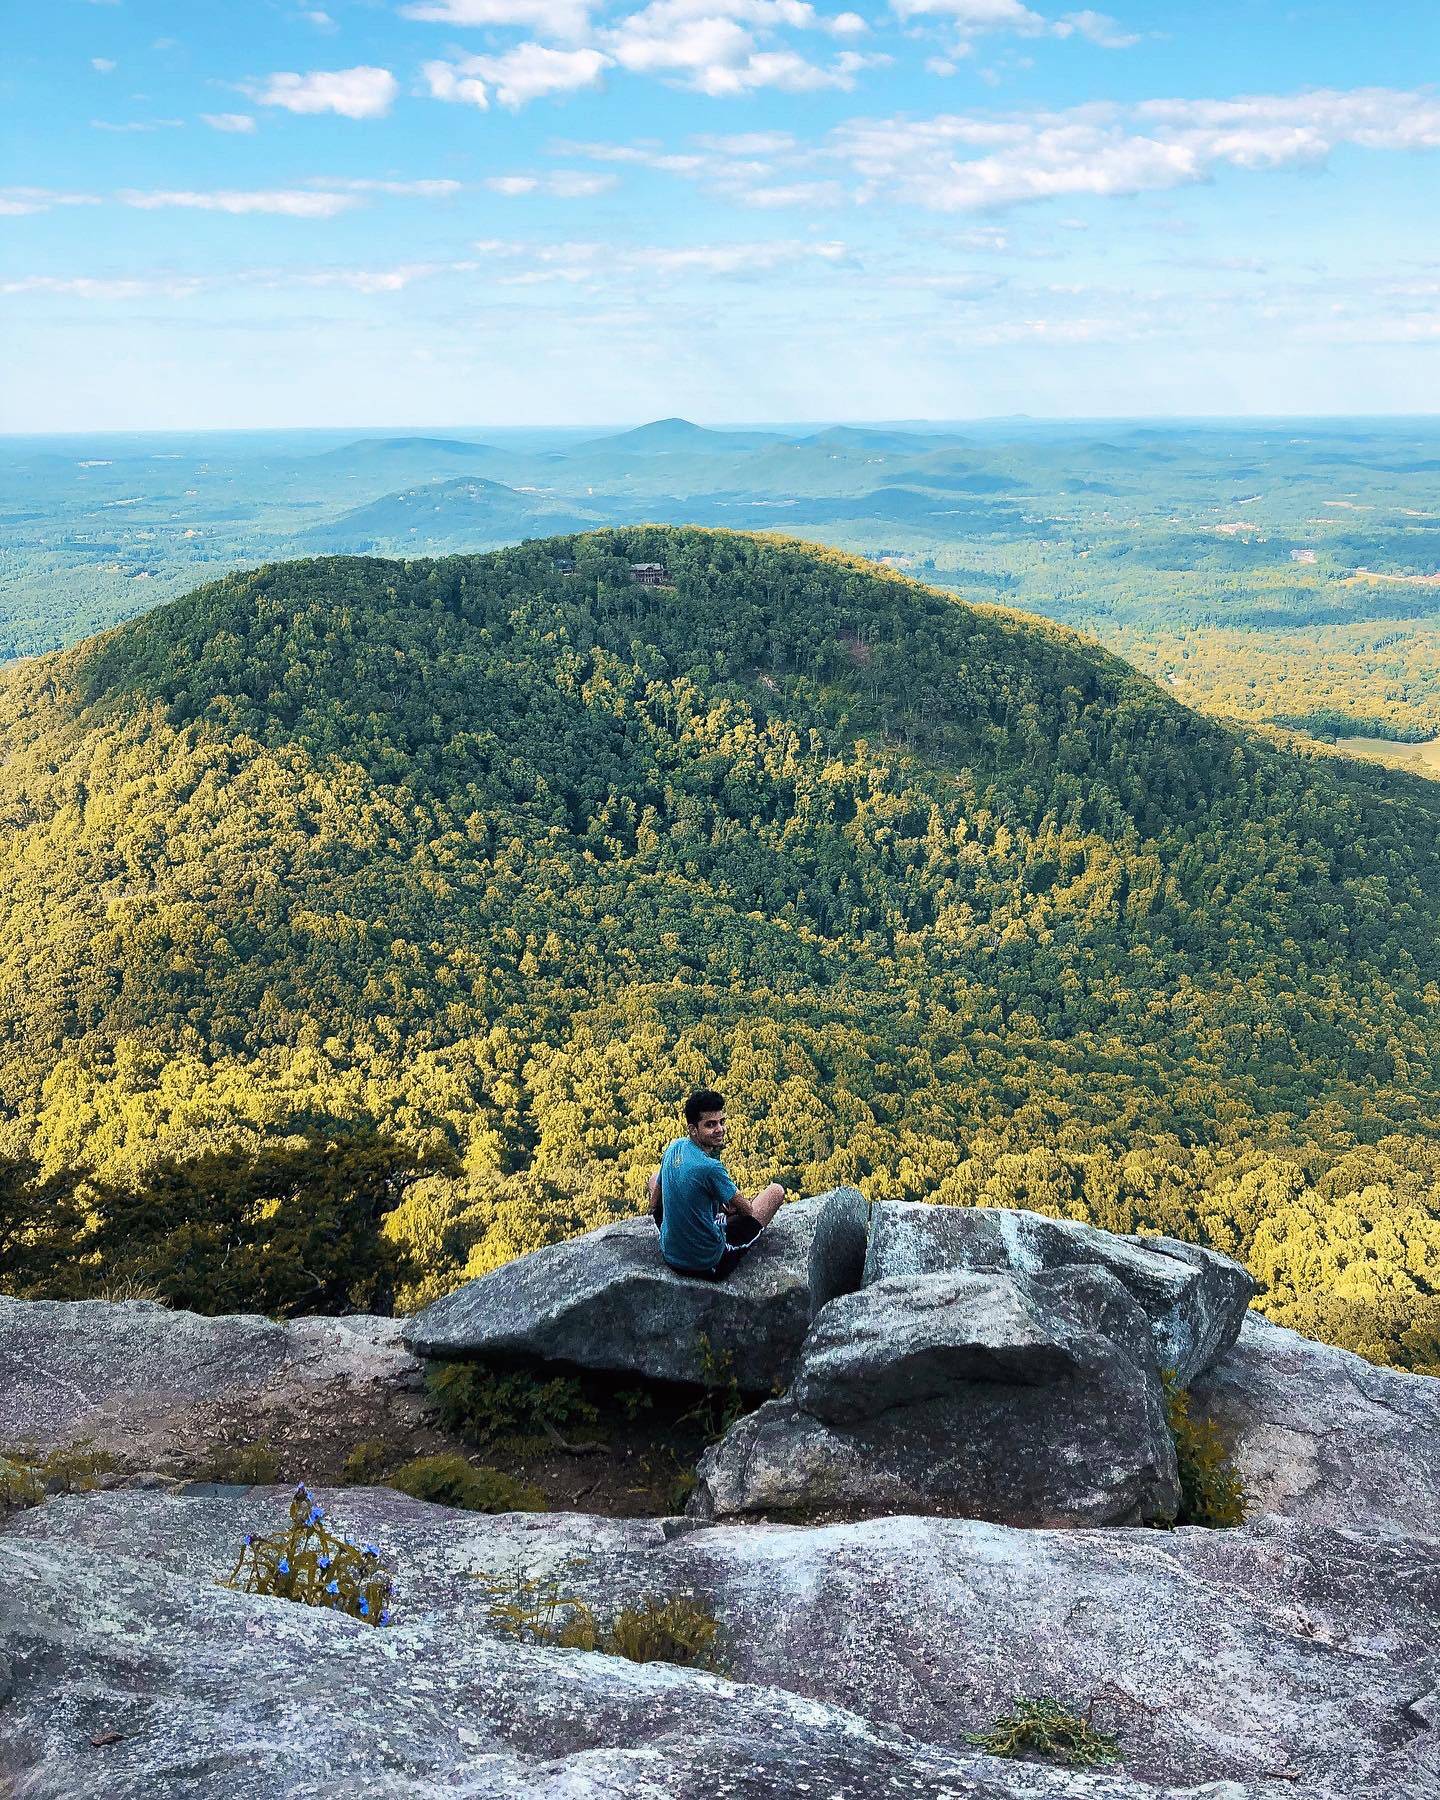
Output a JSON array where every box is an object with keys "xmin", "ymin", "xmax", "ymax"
[{"xmin": 3, "ymin": 1, "xmax": 1438, "ymax": 429}]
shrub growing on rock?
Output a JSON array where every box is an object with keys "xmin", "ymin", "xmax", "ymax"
[
  {"xmin": 1163, "ymin": 1373, "xmax": 1249, "ymax": 1527},
  {"xmin": 1, "ymin": 1439, "xmax": 117, "ymax": 1514},
  {"xmin": 965, "ymin": 1696, "xmax": 1120, "ymax": 1768},
  {"xmin": 388, "ymin": 1452, "xmax": 546, "ymax": 1513},
  {"xmin": 473, "ymin": 1566, "xmax": 724, "ymax": 1671},
  {"xmin": 426, "ymin": 1361, "xmax": 599, "ymax": 1447},
  {"xmin": 225, "ymin": 1484, "xmax": 396, "ymax": 1626}
]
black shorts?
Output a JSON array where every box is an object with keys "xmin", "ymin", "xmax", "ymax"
[{"xmin": 667, "ymin": 1210, "xmax": 763, "ymax": 1282}]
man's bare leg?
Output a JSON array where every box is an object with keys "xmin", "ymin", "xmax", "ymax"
[{"xmin": 732, "ymin": 1182, "xmax": 785, "ymax": 1228}]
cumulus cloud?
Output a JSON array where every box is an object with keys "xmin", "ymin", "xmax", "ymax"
[
  {"xmin": 90, "ymin": 58, "xmax": 116, "ymax": 73},
  {"xmin": 250, "ymin": 67, "xmax": 397, "ymax": 119},
  {"xmin": 119, "ymin": 188, "xmax": 365, "ymax": 217},
  {"xmin": 605, "ymin": 2, "xmax": 884, "ymax": 96},
  {"xmin": 201, "ymin": 113, "xmax": 258, "ymax": 133},
  {"xmin": 0, "ymin": 187, "xmax": 102, "ymax": 216},
  {"xmin": 424, "ymin": 45, "xmax": 611, "ymax": 108}
]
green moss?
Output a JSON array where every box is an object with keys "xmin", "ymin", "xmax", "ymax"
[
  {"xmin": 1163, "ymin": 1372, "xmax": 1249, "ymax": 1528},
  {"xmin": 965, "ymin": 1696, "xmax": 1120, "ymax": 1768},
  {"xmin": 388, "ymin": 1452, "xmax": 546, "ymax": 1513}
]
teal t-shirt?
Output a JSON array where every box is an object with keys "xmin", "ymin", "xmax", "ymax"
[{"xmin": 658, "ymin": 1136, "xmax": 738, "ymax": 1272}]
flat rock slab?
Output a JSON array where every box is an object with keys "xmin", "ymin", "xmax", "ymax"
[
  {"xmin": 693, "ymin": 1267, "xmax": 1179, "ymax": 1525},
  {"xmin": 0, "ymin": 1297, "xmax": 424, "ymax": 1469},
  {"xmin": 4, "ymin": 1487, "xmax": 1437, "ymax": 1798},
  {"xmin": 864, "ymin": 1203, "xmax": 1256, "ymax": 1385},
  {"xmin": 405, "ymin": 1192, "xmax": 854, "ymax": 1390},
  {"xmin": 1190, "ymin": 1312, "xmax": 1440, "ymax": 1538}
]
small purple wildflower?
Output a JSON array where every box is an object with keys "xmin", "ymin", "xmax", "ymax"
[
  {"xmin": 277, "ymin": 1558, "xmax": 290, "ymax": 1575},
  {"xmin": 358, "ymin": 1597, "xmax": 370, "ymax": 1617},
  {"xmin": 326, "ymin": 1580, "xmax": 339, "ymax": 1595},
  {"xmin": 379, "ymin": 1608, "xmax": 392, "ymax": 1626}
]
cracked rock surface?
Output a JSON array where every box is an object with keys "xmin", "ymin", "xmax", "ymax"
[{"xmin": 4, "ymin": 1487, "xmax": 1437, "ymax": 1799}]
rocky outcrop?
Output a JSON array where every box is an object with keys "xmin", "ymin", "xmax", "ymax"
[
  {"xmin": 3, "ymin": 1485, "xmax": 1437, "ymax": 1799},
  {"xmin": 806, "ymin": 1186, "xmax": 870, "ymax": 1319},
  {"xmin": 863, "ymin": 1203, "xmax": 1255, "ymax": 1385},
  {"xmin": 0, "ymin": 1297, "xmax": 423, "ymax": 1470},
  {"xmin": 405, "ymin": 1192, "xmax": 857, "ymax": 1389},
  {"xmin": 1190, "ymin": 1312, "xmax": 1440, "ymax": 1538},
  {"xmin": 691, "ymin": 1266, "xmax": 1180, "ymax": 1524}
]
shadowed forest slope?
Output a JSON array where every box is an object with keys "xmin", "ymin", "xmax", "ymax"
[{"xmin": 2, "ymin": 528, "xmax": 1437, "ymax": 1367}]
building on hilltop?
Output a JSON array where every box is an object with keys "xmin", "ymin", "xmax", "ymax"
[{"xmin": 629, "ymin": 562, "xmax": 672, "ymax": 587}]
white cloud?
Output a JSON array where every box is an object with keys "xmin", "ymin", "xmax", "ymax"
[
  {"xmin": 308, "ymin": 177, "xmax": 464, "ymax": 196},
  {"xmin": 889, "ymin": 0, "xmax": 1044, "ymax": 26},
  {"xmin": 473, "ymin": 234, "xmax": 848, "ymax": 283},
  {"xmin": 301, "ymin": 8, "xmax": 338, "ymax": 26},
  {"xmin": 400, "ymin": 0, "xmax": 594, "ymax": 35},
  {"xmin": 91, "ymin": 118, "xmax": 185, "ymax": 132},
  {"xmin": 603, "ymin": 0, "xmax": 883, "ymax": 95},
  {"xmin": 0, "ymin": 275, "xmax": 206, "ymax": 300},
  {"xmin": 0, "ymin": 187, "xmax": 102, "ymax": 216},
  {"xmin": 91, "ymin": 58, "xmax": 116, "ymax": 73},
  {"xmin": 250, "ymin": 67, "xmax": 397, "ymax": 119},
  {"xmin": 829, "ymin": 87, "xmax": 1440, "ymax": 212},
  {"xmin": 119, "ymin": 188, "xmax": 365, "ymax": 217},
  {"xmin": 485, "ymin": 170, "xmax": 620, "ymax": 195},
  {"xmin": 297, "ymin": 260, "xmax": 478, "ymax": 291},
  {"xmin": 1053, "ymin": 10, "xmax": 1139, "ymax": 49},
  {"xmin": 201, "ymin": 113, "xmax": 258, "ymax": 133},
  {"xmin": 424, "ymin": 45, "xmax": 610, "ymax": 109}
]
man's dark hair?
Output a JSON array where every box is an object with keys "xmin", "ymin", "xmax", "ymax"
[{"xmin": 684, "ymin": 1089, "xmax": 725, "ymax": 1127}]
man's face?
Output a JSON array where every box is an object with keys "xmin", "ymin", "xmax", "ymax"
[{"xmin": 690, "ymin": 1110, "xmax": 727, "ymax": 1153}]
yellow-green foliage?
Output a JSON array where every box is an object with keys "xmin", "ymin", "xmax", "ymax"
[
  {"xmin": 388, "ymin": 1452, "xmax": 546, "ymax": 1514},
  {"xmin": 473, "ymin": 1566, "xmax": 723, "ymax": 1671},
  {"xmin": 1163, "ymin": 1375, "xmax": 1249, "ymax": 1528},
  {"xmin": 225, "ymin": 1483, "xmax": 395, "ymax": 1626},
  {"xmin": 965, "ymin": 1697, "xmax": 1120, "ymax": 1769},
  {"xmin": 426, "ymin": 1361, "xmax": 598, "ymax": 1447},
  {"xmin": 1, "ymin": 1439, "xmax": 116, "ymax": 1513},
  {"xmin": 5, "ymin": 530, "xmax": 1440, "ymax": 1374}
]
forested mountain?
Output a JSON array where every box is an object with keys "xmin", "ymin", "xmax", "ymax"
[{"xmin": 2, "ymin": 528, "xmax": 1437, "ymax": 1368}]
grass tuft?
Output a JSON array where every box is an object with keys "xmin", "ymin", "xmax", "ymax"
[
  {"xmin": 472, "ymin": 1565, "xmax": 723, "ymax": 1670},
  {"xmin": 224, "ymin": 1483, "xmax": 396, "ymax": 1626},
  {"xmin": 965, "ymin": 1696, "xmax": 1120, "ymax": 1768}
]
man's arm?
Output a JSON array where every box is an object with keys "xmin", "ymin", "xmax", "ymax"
[{"xmin": 647, "ymin": 1168, "xmax": 663, "ymax": 1225}]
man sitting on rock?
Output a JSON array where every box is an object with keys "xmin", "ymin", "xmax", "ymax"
[{"xmin": 647, "ymin": 1089, "xmax": 786, "ymax": 1281}]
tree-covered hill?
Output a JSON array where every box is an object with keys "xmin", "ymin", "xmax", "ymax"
[{"xmin": 2, "ymin": 528, "xmax": 1437, "ymax": 1367}]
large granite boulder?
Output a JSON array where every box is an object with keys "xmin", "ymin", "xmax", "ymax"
[
  {"xmin": 0, "ymin": 1297, "xmax": 423, "ymax": 1469},
  {"xmin": 1190, "ymin": 1312, "xmax": 1440, "ymax": 1537},
  {"xmin": 806, "ymin": 1186, "xmax": 870, "ymax": 1319},
  {"xmin": 405, "ymin": 1192, "xmax": 859, "ymax": 1390},
  {"xmin": 4, "ymin": 1485, "xmax": 1436, "ymax": 1798},
  {"xmin": 864, "ymin": 1203, "xmax": 1256, "ymax": 1385},
  {"xmin": 691, "ymin": 1265, "xmax": 1181, "ymax": 1525}
]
